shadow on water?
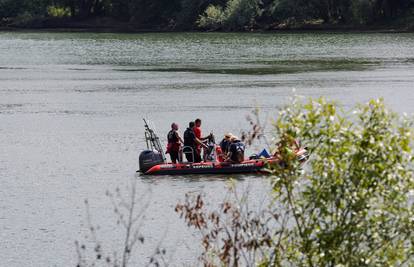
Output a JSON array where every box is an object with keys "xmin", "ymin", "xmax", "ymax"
[
  {"xmin": 136, "ymin": 172, "xmax": 267, "ymax": 184},
  {"xmin": 115, "ymin": 58, "xmax": 380, "ymax": 75},
  {"xmin": 0, "ymin": 67, "xmax": 27, "ymax": 70}
]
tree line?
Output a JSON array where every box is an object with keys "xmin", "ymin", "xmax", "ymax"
[{"xmin": 1, "ymin": 0, "xmax": 413, "ymax": 30}]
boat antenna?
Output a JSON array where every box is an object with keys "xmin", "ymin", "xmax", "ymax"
[{"xmin": 143, "ymin": 118, "xmax": 166, "ymax": 162}]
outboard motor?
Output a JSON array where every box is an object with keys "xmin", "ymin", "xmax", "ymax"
[
  {"xmin": 138, "ymin": 119, "xmax": 167, "ymax": 173},
  {"xmin": 139, "ymin": 150, "xmax": 164, "ymax": 173}
]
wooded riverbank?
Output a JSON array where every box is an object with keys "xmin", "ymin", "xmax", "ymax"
[
  {"xmin": 1, "ymin": 0, "xmax": 413, "ymax": 33},
  {"xmin": 1, "ymin": 17, "xmax": 413, "ymax": 33}
]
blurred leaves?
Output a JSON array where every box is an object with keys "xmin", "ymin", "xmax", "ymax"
[{"xmin": 265, "ymin": 97, "xmax": 414, "ymax": 266}]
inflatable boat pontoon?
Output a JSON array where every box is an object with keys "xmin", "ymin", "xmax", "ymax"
[{"xmin": 137, "ymin": 119, "xmax": 308, "ymax": 175}]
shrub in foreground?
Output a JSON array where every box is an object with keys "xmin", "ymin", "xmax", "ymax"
[
  {"xmin": 266, "ymin": 97, "xmax": 413, "ymax": 266},
  {"xmin": 178, "ymin": 97, "xmax": 414, "ymax": 266}
]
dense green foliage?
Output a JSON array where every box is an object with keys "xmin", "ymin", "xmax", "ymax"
[
  {"xmin": 1, "ymin": 0, "xmax": 413, "ymax": 30},
  {"xmin": 265, "ymin": 97, "xmax": 414, "ymax": 266}
]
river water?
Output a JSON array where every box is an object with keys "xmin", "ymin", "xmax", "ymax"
[{"xmin": 1, "ymin": 31, "xmax": 413, "ymax": 266}]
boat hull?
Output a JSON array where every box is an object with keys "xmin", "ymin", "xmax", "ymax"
[{"xmin": 143, "ymin": 159, "xmax": 270, "ymax": 175}]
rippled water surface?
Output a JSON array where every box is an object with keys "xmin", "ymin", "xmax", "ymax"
[{"xmin": 1, "ymin": 31, "xmax": 414, "ymax": 266}]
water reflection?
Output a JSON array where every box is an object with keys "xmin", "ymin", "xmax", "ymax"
[{"xmin": 138, "ymin": 172, "xmax": 262, "ymax": 183}]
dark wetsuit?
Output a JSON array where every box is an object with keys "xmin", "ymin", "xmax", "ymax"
[
  {"xmin": 167, "ymin": 129, "xmax": 180, "ymax": 163},
  {"xmin": 219, "ymin": 139, "xmax": 230, "ymax": 154},
  {"xmin": 228, "ymin": 140, "xmax": 245, "ymax": 163},
  {"xmin": 183, "ymin": 127, "xmax": 201, "ymax": 163}
]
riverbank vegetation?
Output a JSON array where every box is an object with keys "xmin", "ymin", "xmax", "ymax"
[
  {"xmin": 1, "ymin": 0, "xmax": 414, "ymax": 31},
  {"xmin": 77, "ymin": 97, "xmax": 413, "ymax": 266},
  {"xmin": 177, "ymin": 97, "xmax": 414, "ymax": 266}
]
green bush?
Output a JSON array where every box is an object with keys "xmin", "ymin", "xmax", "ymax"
[
  {"xmin": 197, "ymin": 4, "xmax": 225, "ymax": 29},
  {"xmin": 47, "ymin": 5, "xmax": 71, "ymax": 18},
  {"xmin": 265, "ymin": 97, "xmax": 414, "ymax": 266},
  {"xmin": 197, "ymin": 0, "xmax": 260, "ymax": 30},
  {"xmin": 224, "ymin": 0, "xmax": 260, "ymax": 30}
]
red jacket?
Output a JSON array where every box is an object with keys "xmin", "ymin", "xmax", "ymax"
[{"xmin": 194, "ymin": 127, "xmax": 202, "ymax": 151}]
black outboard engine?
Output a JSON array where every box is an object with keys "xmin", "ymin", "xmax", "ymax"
[
  {"xmin": 138, "ymin": 119, "xmax": 167, "ymax": 174},
  {"xmin": 139, "ymin": 150, "xmax": 164, "ymax": 173}
]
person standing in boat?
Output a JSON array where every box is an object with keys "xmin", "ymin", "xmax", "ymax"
[
  {"xmin": 226, "ymin": 136, "xmax": 245, "ymax": 163},
  {"xmin": 184, "ymin": 121, "xmax": 207, "ymax": 163},
  {"xmin": 166, "ymin": 123, "xmax": 183, "ymax": 164},
  {"xmin": 194, "ymin": 118, "xmax": 212, "ymax": 159}
]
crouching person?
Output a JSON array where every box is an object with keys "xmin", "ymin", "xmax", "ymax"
[
  {"xmin": 226, "ymin": 136, "xmax": 245, "ymax": 163},
  {"xmin": 216, "ymin": 133, "xmax": 232, "ymax": 162}
]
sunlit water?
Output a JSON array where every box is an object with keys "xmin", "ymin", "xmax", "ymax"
[{"xmin": 1, "ymin": 31, "xmax": 413, "ymax": 266}]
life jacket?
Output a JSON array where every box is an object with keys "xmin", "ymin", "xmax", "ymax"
[
  {"xmin": 167, "ymin": 130, "xmax": 179, "ymax": 144},
  {"xmin": 166, "ymin": 130, "xmax": 180, "ymax": 153},
  {"xmin": 183, "ymin": 128, "xmax": 196, "ymax": 149},
  {"xmin": 219, "ymin": 139, "xmax": 230, "ymax": 153},
  {"xmin": 230, "ymin": 141, "xmax": 245, "ymax": 163}
]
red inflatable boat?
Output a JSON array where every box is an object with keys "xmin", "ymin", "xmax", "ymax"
[
  {"xmin": 143, "ymin": 151, "xmax": 307, "ymax": 175},
  {"xmin": 144, "ymin": 160, "xmax": 267, "ymax": 175},
  {"xmin": 138, "ymin": 119, "xmax": 308, "ymax": 175}
]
